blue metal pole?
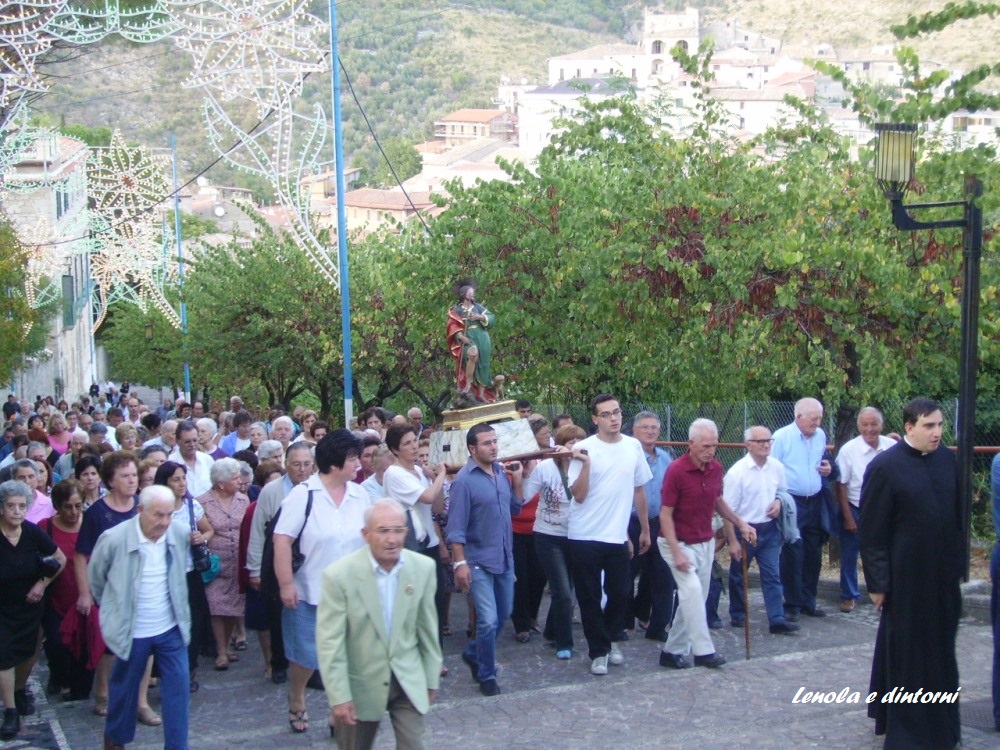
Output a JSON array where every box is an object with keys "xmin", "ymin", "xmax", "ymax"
[
  {"xmin": 170, "ymin": 133, "xmax": 192, "ymax": 400},
  {"xmin": 329, "ymin": 0, "xmax": 353, "ymax": 426}
]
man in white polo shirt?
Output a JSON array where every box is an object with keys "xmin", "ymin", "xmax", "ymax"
[
  {"xmin": 835, "ymin": 407, "xmax": 896, "ymax": 613},
  {"xmin": 724, "ymin": 425, "xmax": 799, "ymax": 635}
]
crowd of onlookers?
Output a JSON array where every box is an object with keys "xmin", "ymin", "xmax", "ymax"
[{"xmin": 0, "ymin": 386, "xmax": 912, "ymax": 746}]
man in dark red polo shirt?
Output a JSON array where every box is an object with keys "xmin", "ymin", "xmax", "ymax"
[{"xmin": 658, "ymin": 418, "xmax": 756, "ymax": 670}]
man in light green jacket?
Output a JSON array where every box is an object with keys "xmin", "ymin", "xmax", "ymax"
[{"xmin": 89, "ymin": 485, "xmax": 191, "ymax": 750}]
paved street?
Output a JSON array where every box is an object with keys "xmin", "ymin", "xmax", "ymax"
[{"xmin": 8, "ymin": 584, "xmax": 998, "ymax": 750}]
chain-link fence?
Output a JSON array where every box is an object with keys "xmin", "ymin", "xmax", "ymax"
[{"xmin": 537, "ymin": 398, "xmax": 999, "ymax": 542}]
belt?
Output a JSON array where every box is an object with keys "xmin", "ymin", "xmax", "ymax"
[
  {"xmin": 790, "ymin": 492, "xmax": 823, "ymax": 502},
  {"xmin": 749, "ymin": 519, "xmax": 776, "ymax": 529}
]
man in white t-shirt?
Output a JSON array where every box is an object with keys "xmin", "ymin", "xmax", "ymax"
[{"xmin": 567, "ymin": 394, "xmax": 652, "ymax": 677}]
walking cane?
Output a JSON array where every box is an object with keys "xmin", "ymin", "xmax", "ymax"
[{"xmin": 742, "ymin": 537, "xmax": 751, "ymax": 660}]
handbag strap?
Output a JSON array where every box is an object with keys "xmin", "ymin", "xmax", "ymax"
[
  {"xmin": 186, "ymin": 495, "xmax": 196, "ymax": 532},
  {"xmin": 297, "ymin": 490, "xmax": 315, "ymax": 539}
]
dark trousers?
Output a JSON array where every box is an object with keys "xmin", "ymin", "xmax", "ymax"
[
  {"xmin": 569, "ymin": 539, "xmax": 630, "ymax": 659},
  {"xmin": 780, "ymin": 492, "xmax": 825, "ymax": 613},
  {"xmin": 186, "ymin": 571, "xmax": 209, "ymax": 672},
  {"xmin": 706, "ymin": 562, "xmax": 723, "ymax": 625},
  {"xmin": 266, "ymin": 592, "xmax": 289, "ymax": 672},
  {"xmin": 41, "ymin": 606, "xmax": 94, "ymax": 698},
  {"xmin": 627, "ymin": 516, "xmax": 675, "ymax": 637},
  {"xmin": 420, "ymin": 546, "xmax": 449, "ymax": 645},
  {"xmin": 511, "ymin": 532, "xmax": 547, "ymax": 633}
]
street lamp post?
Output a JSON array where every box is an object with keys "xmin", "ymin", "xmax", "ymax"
[{"xmin": 873, "ymin": 122, "xmax": 984, "ymax": 579}]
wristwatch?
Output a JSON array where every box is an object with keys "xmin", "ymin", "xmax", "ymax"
[{"xmin": 452, "ymin": 560, "xmax": 468, "ymax": 570}]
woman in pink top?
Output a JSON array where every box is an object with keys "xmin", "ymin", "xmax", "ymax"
[{"xmin": 11, "ymin": 461, "xmax": 54, "ymax": 524}]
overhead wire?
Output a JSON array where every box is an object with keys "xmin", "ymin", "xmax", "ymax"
[{"xmin": 21, "ymin": 0, "xmax": 458, "ymax": 248}]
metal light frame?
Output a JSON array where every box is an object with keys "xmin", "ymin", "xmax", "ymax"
[{"xmin": 874, "ymin": 122, "xmax": 984, "ymax": 580}]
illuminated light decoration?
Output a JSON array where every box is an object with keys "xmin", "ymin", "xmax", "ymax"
[
  {"xmin": 12, "ymin": 215, "xmax": 68, "ymax": 307},
  {"xmin": 201, "ymin": 91, "xmax": 338, "ymax": 283},
  {"xmin": 45, "ymin": 0, "xmax": 177, "ymax": 44},
  {"xmin": 171, "ymin": 0, "xmax": 327, "ymax": 118},
  {"xmin": 88, "ymin": 129, "xmax": 171, "ymax": 218},
  {"xmin": 0, "ymin": 0, "xmax": 64, "ymax": 127},
  {"xmin": 88, "ymin": 217, "xmax": 180, "ymax": 330}
]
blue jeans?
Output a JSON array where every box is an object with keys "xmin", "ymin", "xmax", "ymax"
[
  {"xmin": 533, "ymin": 533, "xmax": 574, "ymax": 651},
  {"xmin": 990, "ymin": 542, "xmax": 1000, "ymax": 730},
  {"xmin": 729, "ymin": 520, "xmax": 786, "ymax": 626},
  {"xmin": 462, "ymin": 565, "xmax": 514, "ymax": 682},
  {"xmin": 838, "ymin": 504, "xmax": 862, "ymax": 601},
  {"xmin": 780, "ymin": 493, "xmax": 826, "ymax": 613},
  {"xmin": 106, "ymin": 626, "xmax": 189, "ymax": 749}
]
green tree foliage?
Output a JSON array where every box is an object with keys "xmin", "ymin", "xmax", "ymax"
[
  {"xmin": 366, "ymin": 137, "xmax": 423, "ymax": 188},
  {"xmin": 0, "ymin": 221, "xmax": 42, "ymax": 380},
  {"xmin": 384, "ymin": 51, "xmax": 998, "ymax": 411}
]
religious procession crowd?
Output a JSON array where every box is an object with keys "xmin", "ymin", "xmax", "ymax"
[{"xmin": 0, "ymin": 385, "xmax": 985, "ymax": 750}]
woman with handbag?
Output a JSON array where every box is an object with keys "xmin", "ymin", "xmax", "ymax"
[
  {"xmin": 156, "ymin": 461, "xmax": 214, "ymax": 691},
  {"xmin": 197, "ymin": 458, "xmax": 249, "ymax": 672},
  {"xmin": 0, "ymin": 479, "xmax": 66, "ymax": 740},
  {"xmin": 273, "ymin": 430, "xmax": 369, "ymax": 735}
]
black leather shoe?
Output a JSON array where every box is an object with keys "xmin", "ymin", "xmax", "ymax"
[
  {"xmin": 802, "ymin": 606, "xmax": 827, "ymax": 618},
  {"xmin": 644, "ymin": 630, "xmax": 668, "ymax": 643},
  {"xmin": 1, "ymin": 708, "xmax": 19, "ymax": 740},
  {"xmin": 103, "ymin": 735, "xmax": 125, "ymax": 750},
  {"xmin": 658, "ymin": 652, "xmax": 691, "ymax": 669},
  {"xmin": 271, "ymin": 669, "xmax": 288, "ymax": 685},
  {"xmin": 306, "ymin": 670, "xmax": 325, "ymax": 690},
  {"xmin": 783, "ymin": 609, "xmax": 799, "ymax": 622},
  {"xmin": 461, "ymin": 652, "xmax": 480, "ymax": 683},
  {"xmin": 14, "ymin": 688, "xmax": 35, "ymax": 716},
  {"xmin": 694, "ymin": 652, "xmax": 727, "ymax": 668},
  {"xmin": 479, "ymin": 678, "xmax": 501, "ymax": 696},
  {"xmin": 730, "ymin": 619, "xmax": 745, "ymax": 628},
  {"xmin": 769, "ymin": 621, "xmax": 801, "ymax": 634}
]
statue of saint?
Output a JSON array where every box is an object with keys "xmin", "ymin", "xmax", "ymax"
[{"xmin": 446, "ymin": 281, "xmax": 496, "ymax": 403}]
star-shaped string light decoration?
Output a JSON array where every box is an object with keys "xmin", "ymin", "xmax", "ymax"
[
  {"xmin": 11, "ymin": 215, "xmax": 68, "ymax": 307},
  {"xmin": 170, "ymin": 0, "xmax": 328, "ymax": 117},
  {"xmin": 88, "ymin": 129, "xmax": 171, "ymax": 219},
  {"xmin": 0, "ymin": 0, "xmax": 64, "ymax": 121},
  {"xmin": 89, "ymin": 218, "xmax": 180, "ymax": 330}
]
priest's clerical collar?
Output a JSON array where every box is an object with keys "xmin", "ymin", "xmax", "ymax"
[{"xmin": 902, "ymin": 436, "xmax": 929, "ymax": 456}]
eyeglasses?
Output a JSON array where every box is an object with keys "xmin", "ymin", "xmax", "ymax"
[
  {"xmin": 596, "ymin": 408, "xmax": 622, "ymax": 419},
  {"xmin": 747, "ymin": 438, "xmax": 774, "ymax": 445}
]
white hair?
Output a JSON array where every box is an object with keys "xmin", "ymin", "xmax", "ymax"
[
  {"xmin": 137, "ymin": 484, "xmax": 174, "ymax": 508},
  {"xmin": 364, "ymin": 497, "xmax": 406, "ymax": 527},
  {"xmin": 689, "ymin": 418, "xmax": 718, "ymax": 441},
  {"xmin": 794, "ymin": 397, "xmax": 823, "ymax": 418},
  {"xmin": 273, "ymin": 416, "xmax": 294, "ymax": 429},
  {"xmin": 857, "ymin": 406, "xmax": 884, "ymax": 426},
  {"xmin": 196, "ymin": 417, "xmax": 218, "ymax": 433}
]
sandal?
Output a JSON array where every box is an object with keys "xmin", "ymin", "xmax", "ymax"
[
  {"xmin": 288, "ymin": 709, "xmax": 309, "ymax": 733},
  {"xmin": 226, "ymin": 651, "xmax": 240, "ymax": 662},
  {"xmin": 93, "ymin": 697, "xmax": 109, "ymax": 717},
  {"xmin": 137, "ymin": 707, "xmax": 162, "ymax": 727},
  {"xmin": 231, "ymin": 639, "xmax": 247, "ymax": 651},
  {"xmin": 214, "ymin": 657, "xmax": 229, "ymax": 671},
  {"xmin": 515, "ymin": 631, "xmax": 530, "ymax": 643}
]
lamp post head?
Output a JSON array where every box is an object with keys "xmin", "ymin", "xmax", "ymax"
[{"xmin": 874, "ymin": 123, "xmax": 917, "ymax": 200}]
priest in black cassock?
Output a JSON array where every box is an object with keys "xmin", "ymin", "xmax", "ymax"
[{"xmin": 860, "ymin": 397, "xmax": 963, "ymax": 750}]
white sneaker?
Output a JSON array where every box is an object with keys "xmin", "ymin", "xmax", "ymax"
[
  {"xmin": 608, "ymin": 642, "xmax": 624, "ymax": 666},
  {"xmin": 590, "ymin": 655, "xmax": 609, "ymax": 675}
]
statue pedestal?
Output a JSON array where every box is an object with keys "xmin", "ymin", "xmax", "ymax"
[{"xmin": 431, "ymin": 400, "xmax": 536, "ymax": 469}]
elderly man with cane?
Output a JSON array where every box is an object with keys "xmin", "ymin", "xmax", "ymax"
[{"xmin": 723, "ymin": 425, "xmax": 799, "ymax": 644}]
